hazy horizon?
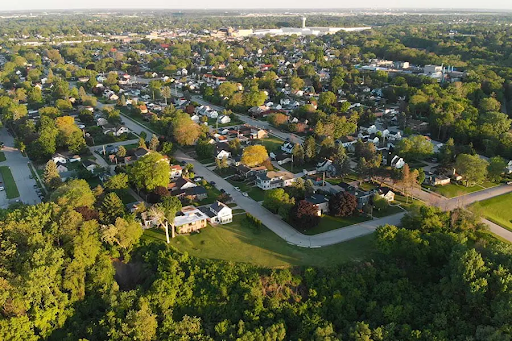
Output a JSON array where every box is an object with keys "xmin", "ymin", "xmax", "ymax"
[{"xmin": 1, "ymin": 0, "xmax": 512, "ymax": 12}]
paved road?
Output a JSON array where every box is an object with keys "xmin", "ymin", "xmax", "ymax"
[
  {"xmin": 88, "ymin": 139, "xmax": 139, "ymax": 171},
  {"xmin": 484, "ymin": 218, "xmax": 512, "ymax": 241},
  {"xmin": 0, "ymin": 128, "xmax": 41, "ymax": 207}
]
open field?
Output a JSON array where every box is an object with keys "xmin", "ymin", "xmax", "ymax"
[
  {"xmin": 142, "ymin": 215, "xmax": 375, "ymax": 267},
  {"xmin": 0, "ymin": 166, "xmax": 19, "ymax": 199},
  {"xmin": 301, "ymin": 214, "xmax": 371, "ymax": 235},
  {"xmin": 425, "ymin": 181, "xmax": 497, "ymax": 198},
  {"xmin": 471, "ymin": 192, "xmax": 512, "ymax": 231}
]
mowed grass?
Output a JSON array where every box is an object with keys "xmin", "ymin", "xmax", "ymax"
[
  {"xmin": 0, "ymin": 166, "xmax": 20, "ymax": 199},
  {"xmin": 142, "ymin": 215, "xmax": 375, "ymax": 267},
  {"xmin": 427, "ymin": 181, "xmax": 497, "ymax": 198},
  {"xmin": 0, "ymin": 152, "xmax": 6, "ymax": 162},
  {"xmin": 472, "ymin": 192, "xmax": 512, "ymax": 231},
  {"xmin": 301, "ymin": 215, "xmax": 371, "ymax": 235},
  {"xmin": 257, "ymin": 137, "xmax": 284, "ymax": 153}
]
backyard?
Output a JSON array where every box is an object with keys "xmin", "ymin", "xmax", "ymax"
[
  {"xmin": 0, "ymin": 166, "xmax": 20, "ymax": 199},
  {"xmin": 425, "ymin": 181, "xmax": 497, "ymax": 198},
  {"xmin": 471, "ymin": 192, "xmax": 512, "ymax": 231},
  {"xmin": 257, "ymin": 137, "xmax": 284, "ymax": 153},
  {"xmin": 142, "ymin": 215, "xmax": 375, "ymax": 267}
]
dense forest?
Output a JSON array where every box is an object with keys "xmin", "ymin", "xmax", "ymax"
[{"xmin": 1, "ymin": 198, "xmax": 512, "ymax": 340}]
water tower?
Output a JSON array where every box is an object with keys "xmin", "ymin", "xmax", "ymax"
[{"xmin": 301, "ymin": 16, "xmax": 306, "ymax": 29}]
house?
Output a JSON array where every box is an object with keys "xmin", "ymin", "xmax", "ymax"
[
  {"xmin": 82, "ymin": 160, "xmax": 98, "ymax": 173},
  {"xmin": 216, "ymin": 149, "xmax": 231, "ymax": 160},
  {"xmin": 377, "ymin": 187, "xmax": 395, "ymax": 202},
  {"xmin": 256, "ymin": 171, "xmax": 296, "ymax": 190},
  {"xmin": 236, "ymin": 164, "xmax": 267, "ymax": 178},
  {"xmin": 352, "ymin": 189, "xmax": 375, "ymax": 209},
  {"xmin": 208, "ymin": 201, "xmax": 233, "ymax": 224},
  {"xmin": 305, "ymin": 194, "xmax": 329, "ymax": 216},
  {"xmin": 69, "ymin": 155, "xmax": 81, "ymax": 163},
  {"xmin": 218, "ymin": 115, "xmax": 231, "ymax": 124},
  {"xmin": 173, "ymin": 206, "xmax": 209, "ymax": 234},
  {"xmin": 390, "ymin": 155, "xmax": 405, "ymax": 169},
  {"xmin": 56, "ymin": 162, "xmax": 68, "ymax": 173},
  {"xmin": 270, "ymin": 152, "xmax": 292, "ymax": 165},
  {"xmin": 427, "ymin": 175, "xmax": 451, "ymax": 186},
  {"xmin": 316, "ymin": 159, "xmax": 338, "ymax": 176},
  {"xmin": 134, "ymin": 148, "xmax": 149, "ymax": 159},
  {"xmin": 103, "ymin": 125, "xmax": 130, "ymax": 136},
  {"xmin": 170, "ymin": 165, "xmax": 183, "ymax": 179},
  {"xmin": 178, "ymin": 186, "xmax": 208, "ymax": 201},
  {"xmin": 96, "ymin": 118, "xmax": 108, "ymax": 126},
  {"xmin": 169, "ymin": 176, "xmax": 197, "ymax": 192},
  {"xmin": 507, "ymin": 160, "xmax": 512, "ymax": 174},
  {"xmin": 250, "ymin": 129, "xmax": 268, "ymax": 140},
  {"xmin": 52, "ymin": 153, "xmax": 67, "ymax": 164},
  {"xmin": 281, "ymin": 141, "xmax": 297, "ymax": 154}
]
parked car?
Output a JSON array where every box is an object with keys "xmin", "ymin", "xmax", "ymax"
[
  {"xmin": 210, "ymin": 181, "xmax": 216, "ymax": 186},
  {"xmin": 242, "ymin": 192, "xmax": 248, "ymax": 197},
  {"xmin": 0, "ymin": 186, "xmax": 4, "ymax": 191},
  {"xmin": 234, "ymin": 187, "xmax": 240, "ymax": 191}
]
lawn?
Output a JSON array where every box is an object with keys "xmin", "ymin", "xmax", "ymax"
[
  {"xmin": 280, "ymin": 161, "xmax": 316, "ymax": 173},
  {"xmin": 198, "ymin": 185, "xmax": 223, "ymax": 205},
  {"xmin": 300, "ymin": 214, "xmax": 371, "ymax": 235},
  {"xmin": 471, "ymin": 192, "xmax": 512, "ymax": 231},
  {"xmin": 427, "ymin": 181, "xmax": 498, "ymax": 198},
  {"xmin": 115, "ymin": 189, "xmax": 137, "ymax": 204},
  {"xmin": 227, "ymin": 179, "xmax": 265, "ymax": 201},
  {"xmin": 0, "ymin": 152, "xmax": 5, "ymax": 162},
  {"xmin": 142, "ymin": 215, "xmax": 375, "ymax": 267},
  {"xmin": 0, "ymin": 166, "xmax": 20, "ymax": 199},
  {"xmin": 257, "ymin": 137, "xmax": 284, "ymax": 153},
  {"xmin": 372, "ymin": 205, "xmax": 404, "ymax": 218}
]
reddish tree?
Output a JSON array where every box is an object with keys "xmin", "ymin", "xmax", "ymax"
[
  {"xmin": 75, "ymin": 206, "xmax": 99, "ymax": 221},
  {"xmin": 329, "ymin": 191, "xmax": 358, "ymax": 217},
  {"xmin": 289, "ymin": 200, "xmax": 320, "ymax": 229}
]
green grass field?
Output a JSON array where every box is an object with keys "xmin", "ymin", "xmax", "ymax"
[
  {"xmin": 0, "ymin": 152, "xmax": 6, "ymax": 162},
  {"xmin": 472, "ymin": 192, "xmax": 512, "ymax": 231},
  {"xmin": 142, "ymin": 215, "xmax": 375, "ymax": 267},
  {"xmin": 0, "ymin": 166, "xmax": 20, "ymax": 199},
  {"xmin": 257, "ymin": 137, "xmax": 284, "ymax": 153},
  {"xmin": 301, "ymin": 215, "xmax": 371, "ymax": 235},
  {"xmin": 426, "ymin": 181, "xmax": 497, "ymax": 198}
]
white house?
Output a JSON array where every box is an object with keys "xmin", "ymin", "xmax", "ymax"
[
  {"xmin": 82, "ymin": 160, "xmax": 98, "ymax": 173},
  {"xmin": 507, "ymin": 160, "xmax": 512, "ymax": 174},
  {"xmin": 207, "ymin": 110, "xmax": 219, "ymax": 119},
  {"xmin": 190, "ymin": 114, "xmax": 200, "ymax": 123},
  {"xmin": 104, "ymin": 126, "xmax": 130, "ymax": 136},
  {"xmin": 391, "ymin": 155, "xmax": 405, "ymax": 169},
  {"xmin": 69, "ymin": 155, "xmax": 81, "ymax": 163},
  {"xmin": 256, "ymin": 171, "xmax": 296, "ymax": 190},
  {"xmin": 316, "ymin": 159, "xmax": 339, "ymax": 176},
  {"xmin": 52, "ymin": 153, "xmax": 67, "ymax": 164},
  {"xmin": 218, "ymin": 115, "xmax": 231, "ymax": 124},
  {"xmin": 377, "ymin": 188, "xmax": 395, "ymax": 202},
  {"xmin": 96, "ymin": 118, "xmax": 108, "ymax": 126},
  {"xmin": 216, "ymin": 150, "xmax": 231, "ymax": 160},
  {"xmin": 170, "ymin": 165, "xmax": 183, "ymax": 179},
  {"xmin": 209, "ymin": 201, "xmax": 233, "ymax": 224},
  {"xmin": 56, "ymin": 163, "xmax": 68, "ymax": 173},
  {"xmin": 281, "ymin": 142, "xmax": 296, "ymax": 154},
  {"xmin": 305, "ymin": 195, "xmax": 330, "ymax": 216}
]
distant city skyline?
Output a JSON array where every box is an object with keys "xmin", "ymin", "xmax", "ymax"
[{"xmin": 1, "ymin": 0, "xmax": 512, "ymax": 11}]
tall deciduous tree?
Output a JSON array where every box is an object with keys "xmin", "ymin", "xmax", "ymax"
[
  {"xmin": 44, "ymin": 160, "xmax": 61, "ymax": 189},
  {"xmin": 129, "ymin": 152, "xmax": 170, "ymax": 191},
  {"xmin": 241, "ymin": 145, "xmax": 269, "ymax": 167},
  {"xmin": 455, "ymin": 154, "xmax": 489, "ymax": 186},
  {"xmin": 329, "ymin": 191, "xmax": 358, "ymax": 217}
]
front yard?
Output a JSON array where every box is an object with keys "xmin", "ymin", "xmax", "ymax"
[
  {"xmin": 471, "ymin": 192, "xmax": 512, "ymax": 232},
  {"xmin": 425, "ymin": 181, "xmax": 498, "ymax": 198},
  {"xmin": 257, "ymin": 137, "xmax": 284, "ymax": 153},
  {"xmin": 142, "ymin": 214, "xmax": 375, "ymax": 267},
  {"xmin": 300, "ymin": 214, "xmax": 371, "ymax": 236}
]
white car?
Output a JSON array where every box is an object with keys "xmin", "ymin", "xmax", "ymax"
[
  {"xmin": 234, "ymin": 186, "xmax": 241, "ymax": 191},
  {"xmin": 0, "ymin": 186, "xmax": 4, "ymax": 191},
  {"xmin": 242, "ymin": 192, "xmax": 248, "ymax": 197}
]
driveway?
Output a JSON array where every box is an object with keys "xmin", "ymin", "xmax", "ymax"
[{"xmin": 0, "ymin": 128, "xmax": 41, "ymax": 207}]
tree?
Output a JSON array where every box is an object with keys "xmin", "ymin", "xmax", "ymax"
[
  {"xmin": 487, "ymin": 156, "xmax": 507, "ymax": 182},
  {"xmin": 138, "ymin": 137, "xmax": 147, "ymax": 149},
  {"xmin": 149, "ymin": 134, "xmax": 160, "ymax": 151},
  {"xmin": 99, "ymin": 192, "xmax": 125, "ymax": 225},
  {"xmin": 372, "ymin": 194, "xmax": 389, "ymax": 211},
  {"xmin": 268, "ymin": 113, "xmax": 288, "ymax": 127},
  {"xmin": 303, "ymin": 136, "xmax": 317, "ymax": 162},
  {"xmin": 117, "ymin": 145, "xmax": 127, "ymax": 159},
  {"xmin": 161, "ymin": 141, "xmax": 173, "ymax": 156},
  {"xmin": 129, "ymin": 152, "xmax": 170, "ymax": 191},
  {"xmin": 161, "ymin": 86, "xmax": 171, "ymax": 105},
  {"xmin": 455, "ymin": 154, "xmax": 489, "ymax": 186},
  {"xmin": 292, "ymin": 144, "xmax": 305, "ymax": 165},
  {"xmin": 396, "ymin": 135, "xmax": 434, "ymax": 161},
  {"xmin": 290, "ymin": 76, "xmax": 305, "ymax": 91},
  {"xmin": 263, "ymin": 188, "xmax": 295, "ymax": 214},
  {"xmin": 149, "ymin": 196, "xmax": 182, "ymax": 242},
  {"xmin": 171, "ymin": 112, "xmax": 200, "ymax": 145},
  {"xmin": 101, "ymin": 217, "xmax": 142, "ymax": 255},
  {"xmin": 105, "ymin": 173, "xmax": 128, "ymax": 190},
  {"xmin": 329, "ymin": 191, "xmax": 358, "ymax": 217},
  {"xmin": 44, "ymin": 160, "xmax": 61, "ymax": 189},
  {"xmin": 218, "ymin": 81, "xmax": 238, "ymax": 98},
  {"xmin": 289, "ymin": 200, "xmax": 320, "ymax": 229},
  {"xmin": 241, "ymin": 145, "xmax": 269, "ymax": 167},
  {"xmin": 399, "ymin": 164, "xmax": 419, "ymax": 202},
  {"xmin": 318, "ymin": 91, "xmax": 336, "ymax": 111},
  {"xmin": 51, "ymin": 179, "xmax": 95, "ymax": 208}
]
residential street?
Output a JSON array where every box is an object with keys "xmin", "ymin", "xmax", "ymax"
[{"xmin": 0, "ymin": 128, "xmax": 41, "ymax": 207}]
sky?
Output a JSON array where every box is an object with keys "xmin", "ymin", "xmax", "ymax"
[{"xmin": 1, "ymin": 0, "xmax": 512, "ymax": 11}]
